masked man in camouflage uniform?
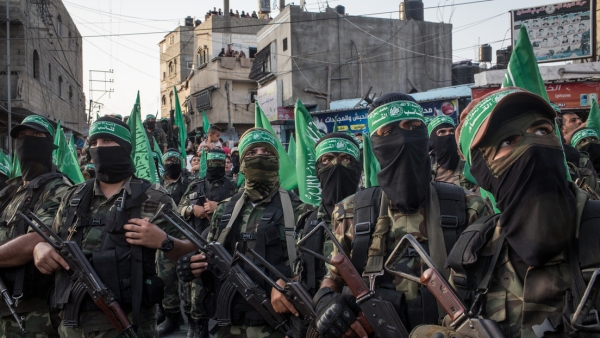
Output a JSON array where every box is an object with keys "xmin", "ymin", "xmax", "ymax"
[
  {"xmin": 428, "ymin": 116, "xmax": 474, "ymax": 190},
  {"xmin": 313, "ymin": 93, "xmax": 490, "ymax": 337},
  {"xmin": 175, "ymin": 147, "xmax": 237, "ymax": 338},
  {"xmin": 145, "ymin": 114, "xmax": 168, "ymax": 154},
  {"xmin": 32, "ymin": 116, "xmax": 196, "ymax": 337},
  {"xmin": 0, "ymin": 115, "xmax": 72, "ymax": 337},
  {"xmin": 156, "ymin": 149, "xmax": 190, "ymax": 336},
  {"xmin": 413, "ymin": 87, "xmax": 600, "ymax": 338},
  {"xmin": 179, "ymin": 128, "xmax": 306, "ymax": 338}
]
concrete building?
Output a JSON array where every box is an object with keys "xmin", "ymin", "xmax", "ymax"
[
  {"xmin": 180, "ymin": 14, "xmax": 269, "ymax": 140},
  {"xmin": 251, "ymin": 4, "xmax": 452, "ymax": 133},
  {"xmin": 0, "ymin": 0, "xmax": 85, "ymax": 149},
  {"xmin": 158, "ymin": 17, "xmax": 195, "ymax": 119}
]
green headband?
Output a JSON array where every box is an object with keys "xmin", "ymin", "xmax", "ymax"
[
  {"xmin": 239, "ymin": 129, "xmax": 278, "ymax": 155},
  {"xmin": 162, "ymin": 151, "xmax": 182, "ymax": 162},
  {"xmin": 316, "ymin": 137, "xmax": 360, "ymax": 161},
  {"xmin": 423, "ymin": 116, "xmax": 432, "ymax": 126},
  {"xmin": 145, "ymin": 114, "xmax": 156, "ymax": 121},
  {"xmin": 428, "ymin": 116, "xmax": 455, "ymax": 137},
  {"xmin": 22, "ymin": 115, "xmax": 55, "ymax": 139},
  {"xmin": 89, "ymin": 121, "xmax": 132, "ymax": 144},
  {"xmin": 458, "ymin": 88, "xmax": 524, "ymax": 166},
  {"xmin": 368, "ymin": 101, "xmax": 424, "ymax": 136},
  {"xmin": 571, "ymin": 128, "xmax": 599, "ymax": 147},
  {"xmin": 84, "ymin": 163, "xmax": 96, "ymax": 170},
  {"xmin": 207, "ymin": 152, "xmax": 226, "ymax": 161}
]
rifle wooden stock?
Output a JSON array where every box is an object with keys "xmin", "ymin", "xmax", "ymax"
[
  {"xmin": 330, "ymin": 254, "xmax": 369, "ymax": 299},
  {"xmin": 421, "ymin": 268, "xmax": 466, "ymax": 322}
]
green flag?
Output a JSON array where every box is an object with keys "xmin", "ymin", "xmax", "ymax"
[
  {"xmin": 587, "ymin": 99, "xmax": 600, "ymax": 134},
  {"xmin": 202, "ymin": 111, "xmax": 210, "ymax": 135},
  {"xmin": 173, "ymin": 86, "xmax": 188, "ymax": 166},
  {"xmin": 52, "ymin": 120, "xmax": 84, "ymax": 184},
  {"xmin": 294, "ymin": 100, "xmax": 324, "ymax": 206},
  {"xmin": 502, "ymin": 25, "xmax": 549, "ymax": 101},
  {"xmin": 199, "ymin": 148, "xmax": 207, "ymax": 178},
  {"xmin": 254, "ymin": 102, "xmax": 298, "ymax": 190},
  {"xmin": 362, "ymin": 132, "xmax": 380, "ymax": 188},
  {"xmin": 0, "ymin": 151, "xmax": 11, "ymax": 178},
  {"xmin": 288, "ymin": 134, "xmax": 297, "ymax": 164},
  {"xmin": 10, "ymin": 153, "xmax": 20, "ymax": 178},
  {"xmin": 129, "ymin": 92, "xmax": 159, "ymax": 183},
  {"xmin": 333, "ymin": 118, "xmax": 338, "ymax": 132}
]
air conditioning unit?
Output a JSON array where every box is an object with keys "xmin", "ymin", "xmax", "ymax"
[{"xmin": 187, "ymin": 62, "xmax": 193, "ymax": 69}]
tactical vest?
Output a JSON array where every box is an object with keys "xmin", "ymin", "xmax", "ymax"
[
  {"xmin": 54, "ymin": 178, "xmax": 164, "ymax": 327},
  {"xmin": 188, "ymin": 177, "xmax": 233, "ymax": 232},
  {"xmin": 446, "ymin": 200, "xmax": 600, "ymax": 337},
  {"xmin": 168, "ymin": 174, "xmax": 189, "ymax": 205},
  {"xmin": 0, "ymin": 172, "xmax": 67, "ymax": 303},
  {"xmin": 209, "ymin": 189, "xmax": 297, "ymax": 327}
]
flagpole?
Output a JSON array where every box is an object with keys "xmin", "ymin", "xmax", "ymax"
[{"xmin": 6, "ymin": 0, "xmax": 12, "ymax": 155}]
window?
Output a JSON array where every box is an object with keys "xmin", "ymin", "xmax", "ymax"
[
  {"xmin": 198, "ymin": 47, "xmax": 209, "ymax": 65},
  {"xmin": 169, "ymin": 35, "xmax": 174, "ymax": 45},
  {"xmin": 169, "ymin": 91, "xmax": 174, "ymax": 105},
  {"xmin": 48, "ymin": 63, "xmax": 52, "ymax": 81},
  {"xmin": 58, "ymin": 76, "xmax": 63, "ymax": 97},
  {"xmin": 68, "ymin": 85, "xmax": 73, "ymax": 101},
  {"xmin": 264, "ymin": 52, "xmax": 271, "ymax": 73},
  {"xmin": 57, "ymin": 15, "xmax": 62, "ymax": 36},
  {"xmin": 33, "ymin": 50, "xmax": 39, "ymax": 79},
  {"xmin": 249, "ymin": 47, "xmax": 257, "ymax": 58},
  {"xmin": 168, "ymin": 61, "xmax": 174, "ymax": 74},
  {"xmin": 283, "ymin": 38, "xmax": 288, "ymax": 51},
  {"xmin": 163, "ymin": 72, "xmax": 166, "ymax": 80},
  {"xmin": 162, "ymin": 95, "xmax": 166, "ymax": 106}
]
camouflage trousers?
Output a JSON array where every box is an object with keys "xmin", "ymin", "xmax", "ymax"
[
  {"xmin": 181, "ymin": 278, "xmax": 207, "ymax": 321},
  {"xmin": 57, "ymin": 318, "xmax": 156, "ymax": 338},
  {"xmin": 156, "ymin": 251, "xmax": 184, "ymax": 314},
  {"xmin": 0, "ymin": 309, "xmax": 59, "ymax": 338},
  {"xmin": 213, "ymin": 324, "xmax": 286, "ymax": 338}
]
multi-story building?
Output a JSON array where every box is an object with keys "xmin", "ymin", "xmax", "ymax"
[
  {"xmin": 179, "ymin": 14, "xmax": 269, "ymax": 140},
  {"xmin": 158, "ymin": 16, "xmax": 195, "ymax": 119},
  {"xmin": 0, "ymin": 0, "xmax": 85, "ymax": 149},
  {"xmin": 250, "ymin": 4, "xmax": 452, "ymax": 139}
]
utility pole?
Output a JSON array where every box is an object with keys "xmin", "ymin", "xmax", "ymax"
[
  {"xmin": 6, "ymin": 0, "xmax": 11, "ymax": 155},
  {"xmin": 326, "ymin": 66, "xmax": 331, "ymax": 110},
  {"xmin": 225, "ymin": 81, "xmax": 232, "ymax": 130},
  {"xmin": 359, "ymin": 53, "xmax": 363, "ymax": 99},
  {"xmin": 88, "ymin": 69, "xmax": 114, "ymax": 124}
]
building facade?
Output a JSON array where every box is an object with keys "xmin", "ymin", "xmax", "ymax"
[
  {"xmin": 0, "ymin": 0, "xmax": 85, "ymax": 149},
  {"xmin": 251, "ymin": 5, "xmax": 453, "ymax": 135},
  {"xmin": 158, "ymin": 17, "xmax": 195, "ymax": 119}
]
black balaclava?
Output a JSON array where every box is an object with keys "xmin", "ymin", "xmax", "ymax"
[
  {"xmin": 315, "ymin": 133, "xmax": 362, "ymax": 216},
  {"xmin": 161, "ymin": 120, "xmax": 169, "ymax": 133},
  {"xmin": 429, "ymin": 123, "xmax": 460, "ymax": 170},
  {"xmin": 88, "ymin": 117, "xmax": 134, "ymax": 184},
  {"xmin": 469, "ymin": 109, "xmax": 575, "ymax": 273},
  {"xmin": 369, "ymin": 93, "xmax": 431, "ymax": 214},
  {"xmin": 206, "ymin": 148, "xmax": 226, "ymax": 182},
  {"xmin": 164, "ymin": 162, "xmax": 182, "ymax": 180},
  {"xmin": 579, "ymin": 140, "xmax": 600, "ymax": 173},
  {"xmin": 16, "ymin": 135, "xmax": 54, "ymax": 181}
]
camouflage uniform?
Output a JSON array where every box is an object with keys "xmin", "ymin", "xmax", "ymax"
[
  {"xmin": 205, "ymin": 190, "xmax": 306, "ymax": 338},
  {"xmin": 431, "ymin": 160, "xmax": 476, "ymax": 191},
  {"xmin": 174, "ymin": 177, "xmax": 236, "ymax": 322},
  {"xmin": 325, "ymin": 184, "xmax": 490, "ymax": 302},
  {"xmin": 51, "ymin": 177, "xmax": 179, "ymax": 337},
  {"xmin": 0, "ymin": 175, "xmax": 71, "ymax": 338},
  {"xmin": 146, "ymin": 128, "xmax": 168, "ymax": 153}
]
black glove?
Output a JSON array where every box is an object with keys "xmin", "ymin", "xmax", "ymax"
[
  {"xmin": 177, "ymin": 251, "xmax": 198, "ymax": 282},
  {"xmin": 312, "ymin": 287, "xmax": 361, "ymax": 338}
]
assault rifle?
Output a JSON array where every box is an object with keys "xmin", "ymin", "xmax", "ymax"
[
  {"xmin": 297, "ymin": 221, "xmax": 409, "ymax": 338},
  {"xmin": 385, "ymin": 234, "xmax": 504, "ymax": 338},
  {"xmin": 149, "ymin": 204, "xmax": 291, "ymax": 334},
  {"xmin": 0, "ymin": 275, "xmax": 25, "ymax": 332},
  {"xmin": 16, "ymin": 210, "xmax": 138, "ymax": 338},
  {"xmin": 571, "ymin": 269, "xmax": 600, "ymax": 333}
]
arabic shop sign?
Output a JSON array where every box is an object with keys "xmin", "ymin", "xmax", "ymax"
[
  {"xmin": 312, "ymin": 109, "xmax": 369, "ymax": 134},
  {"xmin": 419, "ymin": 99, "xmax": 459, "ymax": 123}
]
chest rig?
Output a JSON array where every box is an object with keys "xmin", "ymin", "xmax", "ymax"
[{"xmin": 188, "ymin": 177, "xmax": 232, "ymax": 232}]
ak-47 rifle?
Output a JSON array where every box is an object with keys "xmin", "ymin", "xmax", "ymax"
[
  {"xmin": 16, "ymin": 210, "xmax": 138, "ymax": 338},
  {"xmin": 385, "ymin": 234, "xmax": 505, "ymax": 338},
  {"xmin": 149, "ymin": 204, "xmax": 291, "ymax": 335},
  {"xmin": 297, "ymin": 221, "xmax": 409, "ymax": 338},
  {"xmin": 0, "ymin": 275, "xmax": 25, "ymax": 332},
  {"xmin": 571, "ymin": 269, "xmax": 600, "ymax": 333}
]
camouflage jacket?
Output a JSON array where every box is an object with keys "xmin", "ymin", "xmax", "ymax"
[
  {"xmin": 461, "ymin": 183, "xmax": 589, "ymax": 338},
  {"xmin": 325, "ymin": 183, "xmax": 490, "ymax": 301},
  {"xmin": 0, "ymin": 174, "xmax": 71, "ymax": 315},
  {"xmin": 161, "ymin": 174, "xmax": 189, "ymax": 205},
  {"xmin": 431, "ymin": 160, "xmax": 476, "ymax": 191},
  {"xmin": 294, "ymin": 203, "xmax": 332, "ymax": 277},
  {"xmin": 146, "ymin": 128, "xmax": 168, "ymax": 152},
  {"xmin": 178, "ymin": 176, "xmax": 238, "ymax": 218},
  {"xmin": 51, "ymin": 176, "xmax": 179, "ymax": 333}
]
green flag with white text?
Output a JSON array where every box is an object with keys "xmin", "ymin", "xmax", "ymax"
[
  {"xmin": 362, "ymin": 132, "xmax": 380, "ymax": 188},
  {"xmin": 254, "ymin": 102, "xmax": 298, "ymax": 190},
  {"xmin": 53, "ymin": 120, "xmax": 84, "ymax": 184},
  {"xmin": 0, "ymin": 151, "xmax": 11, "ymax": 178},
  {"xmin": 173, "ymin": 86, "xmax": 188, "ymax": 166},
  {"xmin": 288, "ymin": 134, "xmax": 296, "ymax": 164},
  {"xmin": 202, "ymin": 111, "xmax": 210, "ymax": 135},
  {"xmin": 129, "ymin": 92, "xmax": 159, "ymax": 183},
  {"xmin": 294, "ymin": 100, "xmax": 324, "ymax": 206},
  {"xmin": 199, "ymin": 148, "xmax": 207, "ymax": 178}
]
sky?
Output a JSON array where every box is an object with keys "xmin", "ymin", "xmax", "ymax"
[{"xmin": 63, "ymin": 0, "xmax": 564, "ymax": 119}]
